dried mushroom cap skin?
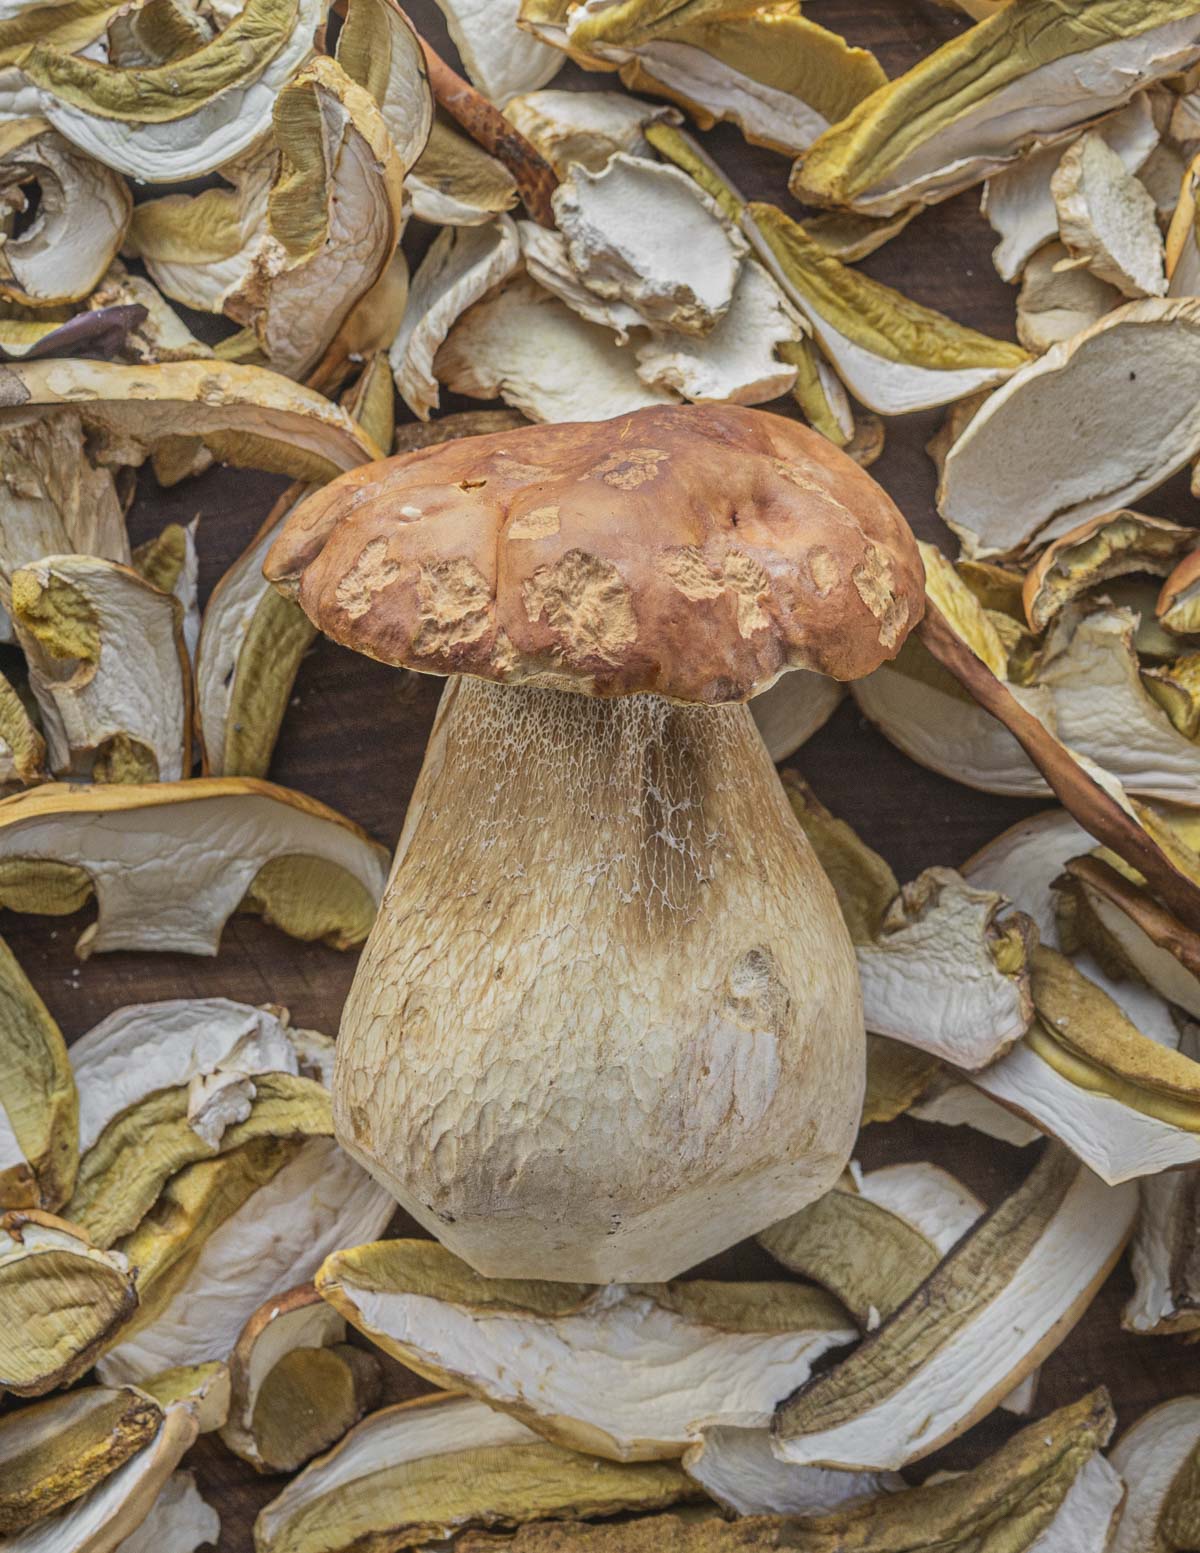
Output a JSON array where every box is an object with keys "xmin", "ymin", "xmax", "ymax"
[
  {"xmin": 266, "ymin": 403, "xmax": 924, "ymax": 702},
  {"xmin": 316, "ymin": 1238, "xmax": 854, "ymax": 1461}
]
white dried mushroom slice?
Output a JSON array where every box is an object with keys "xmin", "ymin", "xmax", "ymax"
[
  {"xmin": 222, "ymin": 1282, "xmax": 380, "ymax": 1473},
  {"xmin": 1124, "ymin": 1169, "xmax": 1200, "ymax": 1335},
  {"xmin": 0, "ymin": 119, "xmax": 130, "ymax": 306},
  {"xmin": 390, "ymin": 216, "xmax": 521, "ymax": 419},
  {"xmin": 407, "ymin": 119, "xmax": 519, "ymax": 226},
  {"xmin": 749, "ymin": 670, "xmax": 844, "ymax": 764},
  {"xmin": 552, "ymin": 153, "xmax": 747, "ymax": 335},
  {"xmin": 1021, "ymin": 509, "xmax": 1193, "ymax": 632},
  {"xmin": 938, "ymin": 299, "xmax": 1200, "ymax": 557},
  {"xmin": 19, "ymin": 0, "xmax": 328, "ymax": 181},
  {"xmin": 435, "ymin": 273, "xmax": 678, "ymax": 421},
  {"xmin": 1052, "ymin": 127, "xmax": 1167, "ymax": 298},
  {"xmin": 518, "ymin": 219, "xmax": 646, "ymax": 340},
  {"xmin": 1016, "ymin": 242, "xmax": 1122, "ymax": 354},
  {"xmin": 11, "ymin": 556, "xmax": 191, "ymax": 784},
  {"xmin": 785, "ymin": 776, "xmax": 1034, "ymax": 1068},
  {"xmin": 792, "ymin": 2, "xmax": 1200, "ymax": 215},
  {"xmin": 0, "ymin": 933, "xmax": 74, "ymax": 1209},
  {"xmin": 531, "ymin": 0, "xmax": 885, "ymax": 158},
  {"xmin": 87, "ymin": 263, "xmax": 213, "ymax": 366},
  {"xmin": 1109, "ymin": 1396, "xmax": 1200, "ymax": 1552},
  {"xmin": 333, "ymin": 0, "xmax": 432, "ymax": 172},
  {"xmin": 0, "ymin": 359, "xmax": 383, "ymax": 482},
  {"xmin": 196, "ymin": 484, "xmax": 317, "ymax": 778},
  {"xmin": 504, "ymin": 88, "xmax": 676, "ymax": 177},
  {"xmin": 254, "ymin": 1392, "xmax": 698, "ymax": 1553},
  {"xmin": 433, "ymin": 0, "xmax": 560, "ymax": 104},
  {"xmin": 317, "ymin": 1240, "xmax": 854, "ymax": 1461},
  {"xmin": 0, "ymin": 1211, "xmax": 135, "ymax": 1396},
  {"xmin": 772, "ymin": 1147, "xmax": 1136, "ymax": 1470},
  {"xmin": 1160, "ymin": 549, "xmax": 1200, "ymax": 635},
  {"xmin": 0, "ymin": 778, "xmax": 388, "ymax": 957},
  {"xmin": 982, "ymin": 93, "xmax": 1159, "ymax": 283},
  {"xmin": 744, "ymin": 202, "xmax": 1029, "ymax": 415},
  {"xmin": 112, "ymin": 1471, "xmax": 219, "ymax": 1553},
  {"xmin": 681, "ymin": 1426, "xmax": 901, "ymax": 1518}
]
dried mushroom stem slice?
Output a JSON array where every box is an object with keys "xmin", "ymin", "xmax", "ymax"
[
  {"xmin": 552, "ymin": 153, "xmax": 747, "ymax": 336},
  {"xmin": 0, "ymin": 1211, "xmax": 135, "ymax": 1396},
  {"xmin": 434, "ymin": 272, "xmax": 678, "ymax": 421},
  {"xmin": 758, "ymin": 1160, "xmax": 983, "ymax": 1331},
  {"xmin": 20, "ymin": 0, "xmax": 329, "ymax": 182},
  {"xmin": 0, "ymin": 778, "xmax": 388, "ymax": 957},
  {"xmin": 791, "ymin": 2, "xmax": 1200, "ymax": 216},
  {"xmin": 1159, "ymin": 548, "xmax": 1200, "ymax": 634},
  {"xmin": 1123, "ymin": 1169, "xmax": 1200, "ymax": 1335},
  {"xmin": 0, "ymin": 932, "xmax": 75, "ymax": 1209},
  {"xmin": 1109, "ymin": 1396, "xmax": 1200, "ymax": 1553},
  {"xmin": 749, "ymin": 671, "xmax": 843, "ymax": 764},
  {"xmin": 0, "ymin": 359, "xmax": 384, "ymax": 484},
  {"xmin": 390, "ymin": 216, "xmax": 521, "ymax": 419},
  {"xmin": 195, "ymin": 486, "xmax": 317, "ymax": 779},
  {"xmin": 458, "ymin": 1389, "xmax": 1119, "ymax": 1553},
  {"xmin": 112, "ymin": 1470, "xmax": 219, "ymax": 1553},
  {"xmin": 11, "ymin": 555, "xmax": 191, "ymax": 783},
  {"xmin": 1016, "ymin": 242, "xmax": 1122, "ymax": 354},
  {"xmin": 1051, "ymin": 127, "xmax": 1167, "ymax": 297},
  {"xmin": 317, "ymin": 1239, "xmax": 854, "ymax": 1462},
  {"xmin": 504, "ymin": 88, "xmax": 677, "ymax": 178},
  {"xmin": 938, "ymin": 298, "xmax": 1200, "ymax": 557},
  {"xmin": 1022, "ymin": 510, "xmax": 1193, "ymax": 631},
  {"xmin": 222, "ymin": 1282, "xmax": 379, "ymax": 1473},
  {"xmin": 407, "ymin": 116, "xmax": 519, "ymax": 226},
  {"xmin": 97, "ymin": 1135, "xmax": 392, "ymax": 1385},
  {"xmin": 433, "ymin": 0, "xmax": 560, "ymax": 104},
  {"xmin": 0, "ymin": 668, "xmax": 46, "ymax": 787},
  {"xmin": 681, "ymin": 1426, "xmax": 901, "ymax": 1518},
  {"xmin": 743, "ymin": 202, "xmax": 1028, "ymax": 415},
  {"xmin": 772, "ymin": 1147, "xmax": 1137, "ymax": 1470},
  {"xmin": 138, "ymin": 1358, "xmax": 231, "ymax": 1434},
  {"xmin": 0, "ymin": 119, "xmax": 130, "ymax": 306},
  {"xmin": 254, "ymin": 1392, "xmax": 699, "ymax": 1553}
]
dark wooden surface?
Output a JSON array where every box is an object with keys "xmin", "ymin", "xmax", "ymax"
[{"xmin": 8, "ymin": 4, "xmax": 1200, "ymax": 1546}]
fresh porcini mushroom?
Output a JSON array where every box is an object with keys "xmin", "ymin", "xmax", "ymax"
[
  {"xmin": 316, "ymin": 1239, "xmax": 855, "ymax": 1461},
  {"xmin": 264, "ymin": 402, "xmax": 924, "ymax": 1282}
]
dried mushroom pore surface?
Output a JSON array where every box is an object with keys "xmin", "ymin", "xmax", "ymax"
[{"xmin": 265, "ymin": 403, "xmax": 924, "ymax": 1281}]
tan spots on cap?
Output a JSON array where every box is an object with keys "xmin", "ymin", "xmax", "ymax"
[
  {"xmin": 661, "ymin": 546, "xmax": 771, "ymax": 637},
  {"xmin": 412, "ymin": 557, "xmax": 493, "ymax": 656},
  {"xmin": 769, "ymin": 456, "xmax": 826, "ymax": 496},
  {"xmin": 491, "ymin": 628, "xmax": 519, "ymax": 676},
  {"xmin": 584, "ymin": 447, "xmax": 669, "ymax": 490},
  {"xmin": 522, "ymin": 549, "xmax": 637, "ymax": 666},
  {"xmin": 494, "ymin": 457, "xmax": 550, "ymax": 484},
  {"xmin": 853, "ymin": 544, "xmax": 909, "ymax": 650},
  {"xmin": 808, "ymin": 546, "xmax": 840, "ymax": 598},
  {"xmin": 661, "ymin": 546, "xmax": 723, "ymax": 603},
  {"xmin": 507, "ymin": 505, "xmax": 560, "ymax": 541},
  {"xmin": 335, "ymin": 536, "xmax": 402, "ymax": 620}
]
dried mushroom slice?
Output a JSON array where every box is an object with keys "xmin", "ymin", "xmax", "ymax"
[
  {"xmin": 138, "ymin": 1358, "xmax": 231, "ymax": 1434},
  {"xmin": 0, "ymin": 1384, "xmax": 160, "ymax": 1534},
  {"xmin": 785, "ymin": 776, "xmax": 1034, "ymax": 1067},
  {"xmin": 0, "ymin": 1211, "xmax": 135, "ymax": 1396},
  {"xmin": 11, "ymin": 555, "xmax": 191, "ymax": 783},
  {"xmin": 552, "ymin": 154, "xmax": 747, "ymax": 335},
  {"xmin": 518, "ymin": 219, "xmax": 646, "ymax": 340},
  {"xmin": 408, "ymin": 118, "xmax": 519, "ymax": 226},
  {"xmin": 1124, "ymin": 1169, "xmax": 1200, "ymax": 1335},
  {"xmin": 333, "ymin": 0, "xmax": 432, "ymax": 172},
  {"xmin": 773, "ymin": 1148, "xmax": 1136, "ymax": 1470},
  {"xmin": 0, "ymin": 778, "xmax": 388, "ymax": 956},
  {"xmin": 20, "ymin": 0, "xmax": 328, "ymax": 181},
  {"xmin": 681, "ymin": 1427, "xmax": 901, "ymax": 1519},
  {"xmin": 254, "ymin": 1391, "xmax": 699, "ymax": 1553},
  {"xmin": 744, "ymin": 202, "xmax": 1028, "ymax": 414},
  {"xmin": 0, "ymin": 932, "xmax": 74, "ymax": 1209},
  {"xmin": 317, "ymin": 1240, "xmax": 854, "ymax": 1462},
  {"xmin": 526, "ymin": 0, "xmax": 885, "ymax": 158},
  {"xmin": 196, "ymin": 486, "xmax": 317, "ymax": 778},
  {"xmin": 457, "ymin": 1390, "xmax": 1119, "ymax": 1553},
  {"xmin": 1016, "ymin": 242, "xmax": 1122, "ymax": 354},
  {"xmin": 1159, "ymin": 548, "xmax": 1200, "ymax": 635},
  {"xmin": 0, "ymin": 359, "xmax": 383, "ymax": 483},
  {"xmin": 791, "ymin": 2, "xmax": 1200, "ymax": 215},
  {"xmin": 1022, "ymin": 510, "xmax": 1193, "ymax": 631},
  {"xmin": 632, "ymin": 260, "xmax": 805, "ymax": 406},
  {"xmin": 938, "ymin": 298, "xmax": 1200, "ymax": 557},
  {"xmin": 0, "ymin": 669, "xmax": 45, "ymax": 788},
  {"xmin": 222, "ymin": 1282, "xmax": 380, "ymax": 1473},
  {"xmin": 87, "ymin": 263, "xmax": 213, "ymax": 366},
  {"xmin": 98, "ymin": 1135, "xmax": 392, "ymax": 1385},
  {"xmin": 435, "ymin": 273, "xmax": 677, "ymax": 421},
  {"xmin": 758, "ymin": 1161, "xmax": 983, "ymax": 1331},
  {"xmin": 114, "ymin": 1471, "xmax": 220, "ymax": 1553},
  {"xmin": 504, "ymin": 88, "xmax": 675, "ymax": 177},
  {"xmin": 0, "ymin": 0, "xmax": 129, "ymax": 71},
  {"xmin": 390, "ymin": 216, "xmax": 521, "ymax": 419},
  {"xmin": 0, "ymin": 119, "xmax": 130, "ymax": 306},
  {"xmin": 982, "ymin": 94, "xmax": 1159, "ymax": 283},
  {"xmin": 433, "ymin": 0, "xmax": 560, "ymax": 104},
  {"xmin": 1110, "ymin": 1397, "xmax": 1200, "ymax": 1552},
  {"xmin": 749, "ymin": 672, "xmax": 843, "ymax": 764},
  {"xmin": 1052, "ymin": 128, "xmax": 1168, "ymax": 297}
]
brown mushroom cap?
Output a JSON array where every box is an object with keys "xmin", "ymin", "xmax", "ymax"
[{"xmin": 264, "ymin": 404, "xmax": 925, "ymax": 701}]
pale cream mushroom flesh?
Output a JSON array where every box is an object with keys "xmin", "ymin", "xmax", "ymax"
[{"xmin": 265, "ymin": 403, "xmax": 924, "ymax": 1281}]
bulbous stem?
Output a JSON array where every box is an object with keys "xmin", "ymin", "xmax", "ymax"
[{"xmin": 335, "ymin": 675, "xmax": 863, "ymax": 1281}]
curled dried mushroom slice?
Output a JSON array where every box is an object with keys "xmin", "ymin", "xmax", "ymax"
[
  {"xmin": 1051, "ymin": 127, "xmax": 1167, "ymax": 298},
  {"xmin": 504, "ymin": 88, "xmax": 675, "ymax": 177},
  {"xmin": 0, "ymin": 932, "xmax": 74, "ymax": 1209},
  {"xmin": 1109, "ymin": 1396, "xmax": 1200, "ymax": 1552},
  {"xmin": 681, "ymin": 1427, "xmax": 900, "ymax": 1519},
  {"xmin": 1016, "ymin": 242, "xmax": 1122, "ymax": 354},
  {"xmin": 408, "ymin": 117, "xmax": 519, "ymax": 226},
  {"xmin": 254, "ymin": 1391, "xmax": 699, "ymax": 1553},
  {"xmin": 1159, "ymin": 548, "xmax": 1200, "ymax": 635},
  {"xmin": 434, "ymin": 0, "xmax": 560, "ymax": 104},
  {"xmin": 0, "ymin": 669, "xmax": 46, "ymax": 788},
  {"xmin": 113, "ymin": 1471, "xmax": 219, "ymax": 1553},
  {"xmin": 1124, "ymin": 1169, "xmax": 1200, "ymax": 1335},
  {"xmin": 1022, "ymin": 509, "xmax": 1193, "ymax": 631}
]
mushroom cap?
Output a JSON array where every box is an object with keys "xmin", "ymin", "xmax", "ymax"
[{"xmin": 264, "ymin": 403, "xmax": 924, "ymax": 701}]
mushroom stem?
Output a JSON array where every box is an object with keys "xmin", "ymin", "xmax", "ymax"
[{"xmin": 334, "ymin": 675, "xmax": 864, "ymax": 1282}]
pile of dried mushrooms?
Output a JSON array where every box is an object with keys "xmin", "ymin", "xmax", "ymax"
[{"xmin": 5, "ymin": 0, "xmax": 1200, "ymax": 1547}]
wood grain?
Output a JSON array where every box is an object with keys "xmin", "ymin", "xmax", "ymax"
[{"xmin": 5, "ymin": 4, "xmax": 1197, "ymax": 1547}]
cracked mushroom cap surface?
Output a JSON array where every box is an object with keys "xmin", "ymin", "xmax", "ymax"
[{"xmin": 264, "ymin": 404, "xmax": 924, "ymax": 702}]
